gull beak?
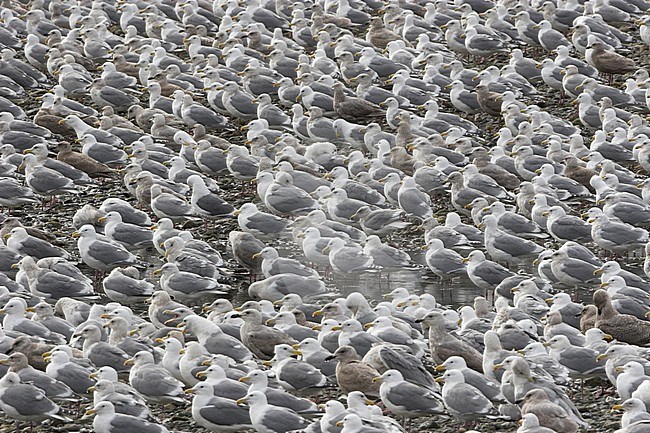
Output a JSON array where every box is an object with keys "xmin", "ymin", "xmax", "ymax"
[{"xmin": 371, "ymin": 376, "xmax": 382, "ymax": 383}]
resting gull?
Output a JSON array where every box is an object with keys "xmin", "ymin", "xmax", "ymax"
[
  {"xmin": 0, "ymin": 372, "xmax": 71, "ymax": 426},
  {"xmin": 436, "ymin": 369, "xmax": 498, "ymax": 422},
  {"xmin": 326, "ymin": 345, "xmax": 381, "ymax": 397},
  {"xmin": 231, "ymin": 309, "xmax": 297, "ymax": 360},
  {"xmin": 86, "ymin": 401, "xmax": 169, "ymax": 433},
  {"xmin": 125, "ymin": 351, "xmax": 184, "ymax": 404},
  {"xmin": 239, "ymin": 369, "xmax": 317, "ymax": 414},
  {"xmin": 72, "ymin": 225, "xmax": 139, "ymax": 273},
  {"xmin": 374, "ymin": 369, "xmax": 444, "ymax": 419},
  {"xmin": 187, "ymin": 382, "xmax": 253, "ymax": 432},
  {"xmin": 154, "ymin": 263, "xmax": 225, "ymax": 300},
  {"xmin": 593, "ymin": 289, "xmax": 650, "ymax": 346},
  {"xmin": 5, "ymin": 227, "xmax": 69, "ymax": 260},
  {"xmin": 236, "ymin": 391, "xmax": 309, "ymax": 433}
]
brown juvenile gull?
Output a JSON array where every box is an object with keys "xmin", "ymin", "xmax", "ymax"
[
  {"xmin": 332, "ymin": 82, "xmax": 385, "ymax": 121},
  {"xmin": 475, "ymin": 84, "xmax": 502, "ymax": 117},
  {"xmin": 0, "ymin": 217, "xmax": 56, "ymax": 243},
  {"xmin": 520, "ymin": 389, "xmax": 578, "ymax": 433},
  {"xmin": 230, "ymin": 309, "xmax": 297, "ymax": 360},
  {"xmin": 415, "ymin": 311, "xmax": 483, "ymax": 371},
  {"xmin": 367, "ymin": 17, "xmax": 401, "ymax": 49},
  {"xmin": 228, "ymin": 231, "xmax": 264, "ymax": 274},
  {"xmin": 325, "ymin": 345, "xmax": 381, "ymax": 397},
  {"xmin": 586, "ymin": 40, "xmax": 637, "ymax": 78},
  {"xmin": 563, "ymin": 155, "xmax": 596, "ymax": 191},
  {"xmin": 593, "ymin": 289, "xmax": 650, "ymax": 346},
  {"xmin": 9, "ymin": 337, "xmax": 55, "ymax": 371},
  {"xmin": 579, "ymin": 305, "xmax": 597, "ymax": 332},
  {"xmin": 56, "ymin": 141, "xmax": 115, "ymax": 178},
  {"xmin": 0, "ymin": 352, "xmax": 76, "ymax": 401}
]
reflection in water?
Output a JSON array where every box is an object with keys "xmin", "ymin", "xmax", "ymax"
[{"xmin": 143, "ymin": 243, "xmax": 596, "ymax": 311}]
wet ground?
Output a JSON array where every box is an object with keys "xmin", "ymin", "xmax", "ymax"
[{"xmin": 0, "ymin": 15, "xmax": 648, "ymax": 433}]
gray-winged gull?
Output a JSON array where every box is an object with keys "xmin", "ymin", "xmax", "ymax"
[
  {"xmin": 5, "ymin": 227, "xmax": 69, "ymax": 259},
  {"xmin": 187, "ymin": 382, "xmax": 253, "ymax": 432},
  {"xmin": 545, "ymin": 335, "xmax": 605, "ymax": 380},
  {"xmin": 254, "ymin": 247, "xmax": 319, "ymax": 279},
  {"xmin": 179, "ymin": 314, "xmax": 252, "ymax": 362},
  {"xmin": 0, "ymin": 178, "xmax": 39, "ymax": 207},
  {"xmin": 194, "ymin": 364, "xmax": 248, "ymax": 400},
  {"xmin": 72, "ymin": 225, "xmax": 138, "ymax": 273},
  {"xmin": 264, "ymin": 172, "xmax": 319, "ymax": 217},
  {"xmin": 267, "ymin": 344, "xmax": 327, "ymax": 394},
  {"xmin": 424, "ymin": 238, "xmax": 466, "ymax": 280},
  {"xmin": 187, "ymin": 175, "xmax": 234, "ymax": 219},
  {"xmin": 102, "ymin": 267, "xmax": 154, "ymax": 304},
  {"xmin": 0, "ymin": 352, "xmax": 76, "ymax": 401},
  {"xmin": 363, "ymin": 235, "xmax": 411, "ymax": 270},
  {"xmin": 323, "ymin": 238, "xmax": 374, "ymax": 274},
  {"xmin": 87, "ymin": 379, "xmax": 152, "ymax": 420},
  {"xmin": 239, "ymin": 369, "xmax": 317, "ymax": 413},
  {"xmin": 125, "ymin": 351, "xmax": 184, "ymax": 404},
  {"xmin": 43, "ymin": 349, "xmax": 95, "ymax": 396},
  {"xmin": 436, "ymin": 369, "xmax": 498, "ymax": 422},
  {"xmin": 463, "ymin": 250, "xmax": 515, "ymax": 291},
  {"xmin": 0, "ymin": 372, "xmax": 71, "ymax": 425},
  {"xmin": 98, "ymin": 211, "xmax": 153, "ymax": 251},
  {"xmin": 1, "ymin": 298, "xmax": 64, "ymax": 343},
  {"xmin": 612, "ymin": 398, "xmax": 650, "ymax": 429},
  {"xmin": 237, "ymin": 391, "xmax": 309, "ymax": 433},
  {"xmin": 86, "ymin": 401, "xmax": 169, "ymax": 433},
  {"xmin": 150, "ymin": 184, "xmax": 196, "ymax": 221},
  {"xmin": 374, "ymin": 369, "xmax": 444, "ymax": 419},
  {"xmin": 234, "ymin": 203, "xmax": 289, "ymax": 239},
  {"xmin": 351, "ymin": 206, "xmax": 410, "ymax": 237},
  {"xmin": 517, "ymin": 413, "xmax": 556, "ymax": 433},
  {"xmin": 482, "ymin": 215, "xmax": 544, "ymax": 265},
  {"xmin": 20, "ymin": 153, "xmax": 79, "ymax": 200},
  {"xmin": 154, "ymin": 263, "xmax": 225, "ymax": 300},
  {"xmin": 72, "ymin": 325, "xmax": 130, "ymax": 373}
]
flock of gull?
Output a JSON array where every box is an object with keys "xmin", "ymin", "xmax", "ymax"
[{"xmin": 0, "ymin": 0, "xmax": 648, "ymax": 432}]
